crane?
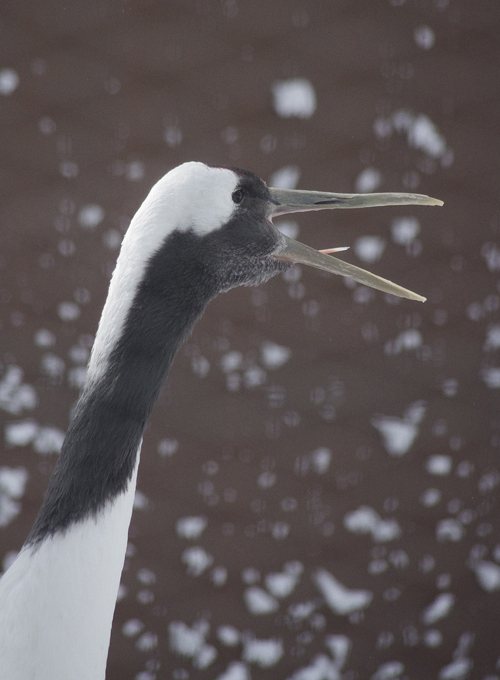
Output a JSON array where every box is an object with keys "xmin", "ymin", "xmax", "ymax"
[{"xmin": 0, "ymin": 162, "xmax": 442, "ymax": 679}]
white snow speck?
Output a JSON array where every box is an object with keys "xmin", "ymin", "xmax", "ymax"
[
  {"xmin": 422, "ymin": 593, "xmax": 455, "ymax": 624},
  {"xmin": 0, "ymin": 68, "xmax": 19, "ymax": 95},
  {"xmin": 478, "ymin": 470, "xmax": 500, "ymax": 493},
  {"xmin": 69, "ymin": 344, "xmax": 90, "ymax": 363},
  {"xmin": 211, "ymin": 565, "xmax": 228, "ymax": 586},
  {"xmin": 127, "ymin": 161, "xmax": 145, "ymax": 181},
  {"xmin": 472, "ymin": 561, "xmax": 500, "ymax": 592},
  {"xmin": 371, "ymin": 402, "xmax": 425, "ymax": 456},
  {"xmin": 59, "ymin": 237, "xmax": 76, "ymax": 257},
  {"xmin": 220, "ymin": 351, "xmax": 243, "ymax": 373},
  {"xmin": 408, "ymin": 114, "xmax": 446, "ymax": 157},
  {"xmin": 481, "ymin": 366, "xmax": 500, "ymax": 389},
  {"xmin": 424, "ymin": 629, "xmax": 443, "ymax": 647},
  {"xmin": 373, "ymin": 117, "xmax": 393, "ymax": 139},
  {"xmin": 217, "ymin": 625, "xmax": 240, "ymax": 646},
  {"xmin": 59, "ymin": 161, "xmax": 79, "ymax": 178},
  {"xmin": 133, "ymin": 490, "xmax": 149, "ymax": 510},
  {"xmin": 420, "ymin": 488, "xmax": 442, "ymax": 507},
  {"xmin": 414, "ymin": 25, "xmax": 435, "ymax": 50},
  {"xmin": 353, "ymin": 286, "xmax": 375, "ymax": 304},
  {"xmin": 243, "ymin": 638, "xmax": 283, "ymax": 667},
  {"xmin": 157, "ymin": 437, "xmax": 178, "ymax": 457},
  {"xmin": 41, "ymin": 353, "xmax": 65, "ymax": 380},
  {"xmin": 244, "ymin": 365, "xmax": 266, "ymax": 388},
  {"xmin": 182, "ymin": 546, "xmax": 214, "ymax": 576},
  {"xmin": 271, "ymin": 521, "xmax": 290, "ymax": 540},
  {"xmin": 385, "ymin": 329, "xmax": 423, "ymax": 356},
  {"xmin": 285, "ymin": 560, "xmax": 304, "ymax": 575},
  {"xmin": 443, "ymin": 377, "xmax": 459, "ymax": 398},
  {"xmin": 391, "ymin": 217, "xmax": 420, "ymax": 246},
  {"xmin": 354, "ymin": 236, "xmax": 386, "ymax": 263},
  {"xmin": 295, "ymin": 447, "xmax": 333, "ymax": 475},
  {"xmin": 426, "ymin": 455, "xmax": 452, "ymax": 475},
  {"xmin": 265, "ymin": 571, "xmax": 300, "ymax": 598},
  {"xmin": 5, "ymin": 420, "xmax": 39, "ymax": 447},
  {"xmin": 169, "ymin": 620, "xmax": 206, "ymax": 654},
  {"xmin": 4, "ymin": 421, "xmax": 63, "ymax": 455},
  {"xmin": 39, "ymin": 116, "xmax": 56, "ymax": 134},
  {"xmin": 68, "ymin": 366, "xmax": 87, "ymax": 389},
  {"xmin": 216, "ymin": 662, "xmax": 249, "ymax": 680},
  {"xmin": 137, "ymin": 568, "xmax": 156, "ymax": 585},
  {"xmin": 261, "ymin": 341, "xmax": 292, "ymax": 369},
  {"xmin": 355, "ymin": 168, "xmax": 382, "ymax": 193},
  {"xmin": 269, "ymin": 166, "xmax": 301, "ymax": 189},
  {"xmin": 436, "ymin": 518, "xmax": 464, "ymax": 542},
  {"xmin": 374, "ymin": 110, "xmax": 448, "ymax": 160},
  {"xmin": 371, "ymin": 661, "xmax": 405, "ymax": 680},
  {"xmin": 484, "ymin": 324, "xmax": 500, "ymax": 351},
  {"xmin": 169, "ymin": 620, "xmax": 211, "ymax": 666},
  {"xmin": 481, "ymin": 242, "xmax": 500, "ymax": 272},
  {"xmin": 0, "ymin": 467, "xmax": 29, "ymax": 527},
  {"xmin": 243, "ymin": 586, "xmax": 279, "ymax": 614},
  {"xmin": 0, "ymin": 366, "xmax": 37, "ymax": 414},
  {"xmin": 78, "ymin": 204, "xmax": 105, "ymax": 229},
  {"xmin": 0, "ymin": 467, "xmax": 28, "ymax": 499},
  {"xmin": 344, "ymin": 506, "xmax": 401, "ymax": 542},
  {"xmin": 164, "ymin": 125, "xmax": 183, "ymax": 148},
  {"xmin": 33, "ymin": 426, "xmax": 65, "ymax": 454},
  {"xmin": 257, "ymin": 471, "xmax": 276, "ymax": 489},
  {"xmin": 311, "ymin": 447, "xmax": 332, "ymax": 474},
  {"xmin": 191, "ymin": 355, "xmax": 210, "ymax": 378},
  {"xmin": 242, "ymin": 567, "xmax": 260, "ymax": 584},
  {"xmin": 325, "ymin": 634, "xmax": 351, "ymax": 667},
  {"xmin": 177, "ymin": 516, "xmax": 208, "ymax": 539},
  {"xmin": 135, "ymin": 670, "xmax": 156, "ymax": 680},
  {"xmin": 194, "ymin": 644, "xmax": 217, "ymax": 669},
  {"xmin": 438, "ymin": 658, "xmax": 472, "ymax": 680},
  {"xmin": 103, "ymin": 229, "xmax": 122, "ymax": 250},
  {"xmin": 369, "ymin": 559, "xmax": 388, "ymax": 575},
  {"xmin": 58, "ymin": 301, "xmax": 81, "ymax": 321},
  {"xmin": 288, "ymin": 600, "xmax": 316, "ymax": 621},
  {"xmin": 288, "ymin": 653, "xmax": 342, "ymax": 680},
  {"xmin": 405, "ymin": 400, "xmax": 427, "ymax": 424},
  {"xmin": 34, "ymin": 328, "xmax": 56, "ymax": 347},
  {"xmin": 390, "ymin": 550, "xmax": 409, "ymax": 569},
  {"xmin": 122, "ymin": 619, "xmax": 144, "ymax": 637},
  {"xmin": 275, "ymin": 220, "xmax": 300, "ymax": 239},
  {"xmin": 371, "ymin": 417, "xmax": 418, "ymax": 457},
  {"xmin": 272, "ymin": 78, "xmax": 317, "ymax": 119},
  {"xmin": 313, "ymin": 569, "xmax": 373, "ymax": 614}
]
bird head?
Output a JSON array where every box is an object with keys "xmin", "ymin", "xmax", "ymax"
[{"xmin": 126, "ymin": 161, "xmax": 443, "ymax": 302}]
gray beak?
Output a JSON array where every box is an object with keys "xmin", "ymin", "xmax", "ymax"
[{"xmin": 268, "ymin": 187, "xmax": 443, "ymax": 302}]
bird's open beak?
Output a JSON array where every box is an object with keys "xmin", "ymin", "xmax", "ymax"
[{"xmin": 268, "ymin": 187, "xmax": 443, "ymax": 302}]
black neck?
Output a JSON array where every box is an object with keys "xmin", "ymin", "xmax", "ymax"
[{"xmin": 28, "ymin": 232, "xmax": 217, "ymax": 544}]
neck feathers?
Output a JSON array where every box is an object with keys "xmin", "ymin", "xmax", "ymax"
[{"xmin": 29, "ymin": 227, "xmax": 214, "ymax": 544}]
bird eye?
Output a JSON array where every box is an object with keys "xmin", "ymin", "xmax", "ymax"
[{"xmin": 232, "ymin": 189, "xmax": 244, "ymax": 204}]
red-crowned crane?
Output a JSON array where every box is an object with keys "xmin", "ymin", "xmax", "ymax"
[{"xmin": 0, "ymin": 162, "xmax": 442, "ymax": 679}]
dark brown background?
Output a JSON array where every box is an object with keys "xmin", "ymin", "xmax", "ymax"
[{"xmin": 1, "ymin": 1, "xmax": 499, "ymax": 678}]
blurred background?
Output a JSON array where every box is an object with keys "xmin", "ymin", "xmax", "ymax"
[{"xmin": 0, "ymin": 1, "xmax": 499, "ymax": 678}]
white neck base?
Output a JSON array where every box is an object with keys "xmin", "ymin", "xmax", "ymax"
[{"xmin": 0, "ymin": 455, "xmax": 139, "ymax": 680}]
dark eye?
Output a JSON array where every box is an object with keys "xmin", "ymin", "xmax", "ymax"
[{"xmin": 232, "ymin": 189, "xmax": 244, "ymax": 204}]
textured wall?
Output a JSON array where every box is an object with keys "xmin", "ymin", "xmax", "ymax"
[{"xmin": 0, "ymin": 1, "xmax": 499, "ymax": 678}]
